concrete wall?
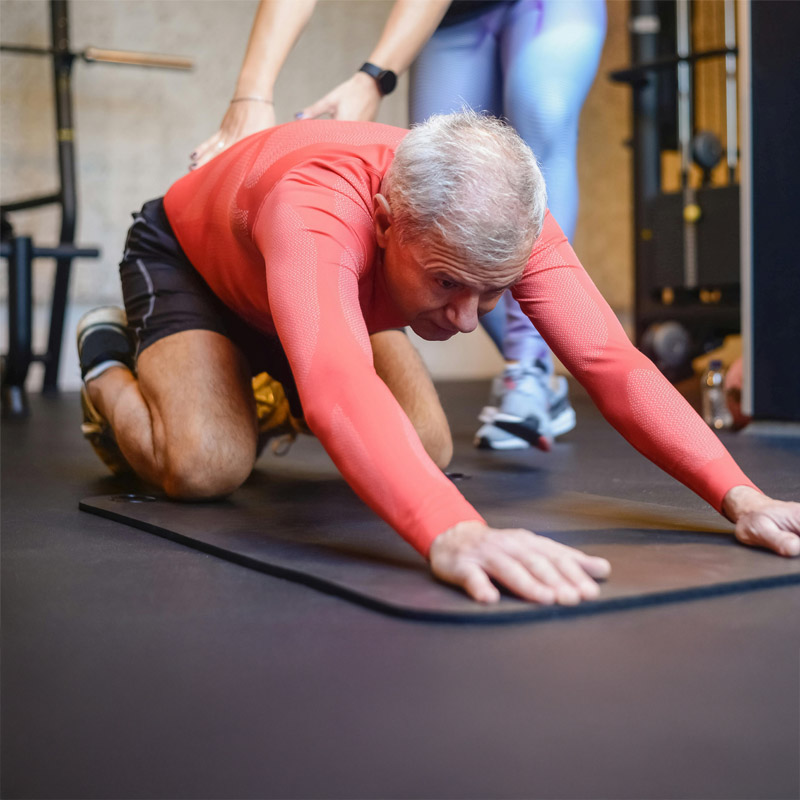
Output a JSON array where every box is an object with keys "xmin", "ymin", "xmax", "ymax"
[{"xmin": 0, "ymin": 0, "xmax": 631, "ymax": 389}]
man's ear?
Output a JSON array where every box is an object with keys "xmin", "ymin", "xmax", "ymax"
[{"xmin": 373, "ymin": 193, "xmax": 392, "ymax": 247}]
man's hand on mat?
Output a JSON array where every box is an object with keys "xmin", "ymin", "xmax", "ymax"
[
  {"xmin": 429, "ymin": 521, "xmax": 611, "ymax": 605},
  {"xmin": 722, "ymin": 486, "xmax": 800, "ymax": 557}
]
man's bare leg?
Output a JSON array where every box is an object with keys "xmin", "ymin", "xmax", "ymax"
[
  {"xmin": 86, "ymin": 330, "xmax": 258, "ymax": 498},
  {"xmin": 370, "ymin": 329, "xmax": 453, "ymax": 469}
]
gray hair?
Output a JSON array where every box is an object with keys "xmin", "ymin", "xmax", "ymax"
[{"xmin": 382, "ymin": 109, "xmax": 547, "ymax": 269}]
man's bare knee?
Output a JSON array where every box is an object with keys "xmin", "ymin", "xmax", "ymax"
[
  {"xmin": 163, "ymin": 462, "xmax": 250, "ymax": 500},
  {"xmin": 161, "ymin": 441, "xmax": 254, "ymax": 500}
]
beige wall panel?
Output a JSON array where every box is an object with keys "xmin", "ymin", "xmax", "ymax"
[{"xmin": 572, "ymin": 0, "xmax": 632, "ymax": 316}]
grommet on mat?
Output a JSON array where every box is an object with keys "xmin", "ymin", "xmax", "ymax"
[{"xmin": 111, "ymin": 494, "xmax": 157, "ymax": 503}]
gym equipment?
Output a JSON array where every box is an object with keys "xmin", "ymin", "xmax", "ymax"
[
  {"xmin": 692, "ymin": 130, "xmax": 723, "ymax": 185},
  {"xmin": 639, "ymin": 320, "xmax": 691, "ymax": 378},
  {"xmin": 1, "ymin": 0, "xmax": 192, "ymax": 417},
  {"xmin": 1, "ymin": 238, "xmax": 100, "ymax": 417},
  {"xmin": 611, "ymin": 0, "xmax": 741, "ymax": 379}
]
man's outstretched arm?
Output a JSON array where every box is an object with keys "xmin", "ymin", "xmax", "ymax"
[
  {"xmin": 513, "ymin": 213, "xmax": 800, "ymax": 558},
  {"xmin": 255, "ymin": 179, "xmax": 610, "ymax": 604}
]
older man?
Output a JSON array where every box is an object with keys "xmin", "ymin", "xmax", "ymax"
[{"xmin": 78, "ymin": 112, "xmax": 799, "ymax": 605}]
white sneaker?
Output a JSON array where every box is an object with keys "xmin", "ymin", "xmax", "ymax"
[{"xmin": 474, "ymin": 364, "xmax": 576, "ymax": 452}]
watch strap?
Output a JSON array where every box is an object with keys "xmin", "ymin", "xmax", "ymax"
[
  {"xmin": 359, "ymin": 62, "xmax": 382, "ymax": 81},
  {"xmin": 358, "ymin": 62, "xmax": 397, "ymax": 96}
]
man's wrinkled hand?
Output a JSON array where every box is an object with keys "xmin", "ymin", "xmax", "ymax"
[
  {"xmin": 723, "ymin": 486, "xmax": 800, "ymax": 557},
  {"xmin": 429, "ymin": 520, "xmax": 611, "ymax": 605}
]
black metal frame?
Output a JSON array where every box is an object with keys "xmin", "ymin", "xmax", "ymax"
[
  {"xmin": 1, "ymin": 1, "xmax": 89, "ymax": 416},
  {"xmin": 0, "ymin": 239, "xmax": 99, "ymax": 416},
  {"xmin": 615, "ymin": 0, "xmax": 663, "ymax": 351},
  {"xmin": 1, "ymin": 0, "xmax": 192, "ymax": 417}
]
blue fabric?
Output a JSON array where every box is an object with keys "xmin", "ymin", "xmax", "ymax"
[{"xmin": 409, "ymin": 0, "xmax": 606, "ymax": 368}]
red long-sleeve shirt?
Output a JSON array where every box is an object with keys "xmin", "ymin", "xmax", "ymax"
[{"xmin": 164, "ymin": 119, "xmax": 756, "ymax": 555}]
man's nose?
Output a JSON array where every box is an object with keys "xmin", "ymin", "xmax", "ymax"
[{"xmin": 446, "ymin": 294, "xmax": 480, "ymax": 333}]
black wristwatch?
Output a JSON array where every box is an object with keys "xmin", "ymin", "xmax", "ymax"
[{"xmin": 358, "ymin": 62, "xmax": 397, "ymax": 96}]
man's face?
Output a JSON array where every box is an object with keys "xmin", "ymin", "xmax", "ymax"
[{"xmin": 374, "ymin": 197, "xmax": 525, "ymax": 341}]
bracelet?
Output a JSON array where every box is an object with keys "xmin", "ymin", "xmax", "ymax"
[{"xmin": 230, "ymin": 96, "xmax": 274, "ymax": 104}]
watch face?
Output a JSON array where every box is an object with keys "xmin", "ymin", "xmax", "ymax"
[{"xmin": 378, "ymin": 70, "xmax": 397, "ymax": 95}]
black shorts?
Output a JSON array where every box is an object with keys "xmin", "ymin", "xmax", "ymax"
[{"xmin": 119, "ymin": 198, "xmax": 303, "ymax": 417}]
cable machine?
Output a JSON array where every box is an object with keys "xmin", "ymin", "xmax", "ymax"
[{"xmin": 611, "ymin": 0, "xmax": 740, "ymax": 381}]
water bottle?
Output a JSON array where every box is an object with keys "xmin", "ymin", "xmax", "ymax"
[{"xmin": 701, "ymin": 359, "xmax": 733, "ymax": 431}]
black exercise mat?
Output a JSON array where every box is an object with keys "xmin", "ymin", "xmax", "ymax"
[{"xmin": 79, "ymin": 448, "xmax": 800, "ymax": 622}]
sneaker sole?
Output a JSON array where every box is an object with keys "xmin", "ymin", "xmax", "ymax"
[
  {"xmin": 477, "ymin": 405, "xmax": 499, "ymax": 425},
  {"xmin": 493, "ymin": 402, "xmax": 576, "ymax": 442},
  {"xmin": 492, "ymin": 413, "xmax": 554, "ymax": 451},
  {"xmin": 76, "ymin": 305, "xmax": 128, "ymax": 350},
  {"xmin": 551, "ymin": 406, "xmax": 577, "ymax": 437},
  {"xmin": 474, "ymin": 433, "xmax": 531, "ymax": 451}
]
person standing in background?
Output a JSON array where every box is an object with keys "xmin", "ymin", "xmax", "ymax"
[
  {"xmin": 190, "ymin": 0, "xmax": 606, "ymax": 453},
  {"xmin": 408, "ymin": 1, "xmax": 606, "ymax": 450}
]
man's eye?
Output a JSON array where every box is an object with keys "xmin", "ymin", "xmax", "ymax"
[{"xmin": 438, "ymin": 279, "xmax": 459, "ymax": 290}]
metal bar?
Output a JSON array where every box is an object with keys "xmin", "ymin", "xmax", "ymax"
[
  {"xmin": 38, "ymin": 245, "xmax": 99, "ymax": 259},
  {"xmin": 6, "ymin": 237, "xmax": 34, "ymax": 380},
  {"xmin": 0, "ymin": 44, "xmax": 56, "ymax": 56},
  {"xmin": 0, "ymin": 193, "xmax": 62, "ymax": 213},
  {"xmin": 676, "ymin": 0, "xmax": 693, "ymax": 186},
  {"xmin": 44, "ymin": 0, "xmax": 76, "ymax": 392},
  {"xmin": 0, "ymin": 244, "xmax": 100, "ymax": 260},
  {"xmin": 609, "ymin": 47, "xmax": 737, "ymax": 84},
  {"xmin": 677, "ymin": 0, "xmax": 698, "ymax": 288},
  {"xmin": 629, "ymin": 0, "xmax": 661, "ymax": 345},
  {"xmin": 81, "ymin": 46, "xmax": 192, "ymax": 70},
  {"xmin": 2, "ymin": 43, "xmax": 193, "ymax": 70},
  {"xmin": 2, "ymin": 237, "xmax": 34, "ymax": 417},
  {"xmin": 724, "ymin": 0, "xmax": 738, "ymax": 183},
  {"xmin": 738, "ymin": 0, "xmax": 753, "ymax": 417}
]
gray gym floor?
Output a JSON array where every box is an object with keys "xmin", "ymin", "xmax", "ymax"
[{"xmin": 3, "ymin": 381, "xmax": 799, "ymax": 799}]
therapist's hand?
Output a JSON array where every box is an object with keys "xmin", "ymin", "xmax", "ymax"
[
  {"xmin": 190, "ymin": 99, "xmax": 276, "ymax": 170},
  {"xmin": 296, "ymin": 71, "xmax": 382, "ymax": 122}
]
